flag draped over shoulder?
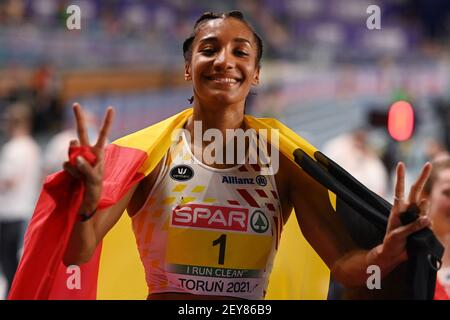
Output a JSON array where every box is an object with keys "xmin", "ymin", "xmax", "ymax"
[{"xmin": 9, "ymin": 108, "xmax": 443, "ymax": 300}]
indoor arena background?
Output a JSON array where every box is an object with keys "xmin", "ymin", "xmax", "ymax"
[{"xmin": 0, "ymin": 0, "xmax": 449, "ymax": 299}]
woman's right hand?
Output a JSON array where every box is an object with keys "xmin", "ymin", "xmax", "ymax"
[{"xmin": 63, "ymin": 103, "xmax": 115, "ymax": 213}]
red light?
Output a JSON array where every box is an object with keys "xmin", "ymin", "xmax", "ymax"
[{"xmin": 388, "ymin": 101, "xmax": 414, "ymax": 141}]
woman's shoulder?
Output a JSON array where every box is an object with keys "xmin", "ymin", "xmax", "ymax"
[{"xmin": 127, "ymin": 156, "xmax": 166, "ymax": 217}]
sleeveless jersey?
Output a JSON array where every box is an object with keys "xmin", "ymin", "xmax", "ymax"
[{"xmin": 131, "ymin": 131, "xmax": 282, "ymax": 299}]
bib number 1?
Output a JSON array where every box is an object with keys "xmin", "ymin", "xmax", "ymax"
[{"xmin": 212, "ymin": 234, "xmax": 227, "ymax": 265}]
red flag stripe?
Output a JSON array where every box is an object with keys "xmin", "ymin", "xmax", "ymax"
[{"xmin": 8, "ymin": 144, "xmax": 148, "ymax": 300}]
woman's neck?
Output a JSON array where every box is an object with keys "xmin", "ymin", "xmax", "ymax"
[
  {"xmin": 184, "ymin": 100, "xmax": 248, "ymax": 168},
  {"xmin": 187, "ymin": 100, "xmax": 246, "ymax": 134}
]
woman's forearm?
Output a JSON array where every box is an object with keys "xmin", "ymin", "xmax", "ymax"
[
  {"xmin": 331, "ymin": 244, "xmax": 403, "ymax": 287},
  {"xmin": 63, "ymin": 210, "xmax": 98, "ymax": 266}
]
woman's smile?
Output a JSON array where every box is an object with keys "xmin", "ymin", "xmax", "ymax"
[{"xmin": 204, "ymin": 73, "xmax": 242, "ymax": 87}]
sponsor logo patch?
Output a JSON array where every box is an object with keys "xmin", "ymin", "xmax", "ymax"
[
  {"xmin": 250, "ymin": 210, "xmax": 269, "ymax": 233},
  {"xmin": 222, "ymin": 176, "xmax": 254, "ymax": 185},
  {"xmin": 255, "ymin": 175, "xmax": 267, "ymax": 186},
  {"xmin": 171, "ymin": 203, "xmax": 249, "ymax": 232},
  {"xmin": 170, "ymin": 165, "xmax": 194, "ymax": 181}
]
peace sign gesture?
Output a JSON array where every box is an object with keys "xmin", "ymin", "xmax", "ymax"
[
  {"xmin": 380, "ymin": 162, "xmax": 432, "ymax": 265},
  {"xmin": 63, "ymin": 103, "xmax": 115, "ymax": 213}
]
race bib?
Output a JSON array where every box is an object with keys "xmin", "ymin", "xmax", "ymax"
[{"xmin": 165, "ymin": 203, "xmax": 274, "ymax": 298}]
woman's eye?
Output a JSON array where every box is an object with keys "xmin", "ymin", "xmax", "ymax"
[
  {"xmin": 235, "ymin": 50, "xmax": 249, "ymax": 57},
  {"xmin": 201, "ymin": 48, "xmax": 215, "ymax": 56}
]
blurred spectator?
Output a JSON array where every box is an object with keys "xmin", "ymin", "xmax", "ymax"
[
  {"xmin": 424, "ymin": 138, "xmax": 450, "ymax": 162},
  {"xmin": 4, "ymin": 0, "xmax": 26, "ymax": 25},
  {"xmin": 424, "ymin": 157, "xmax": 450, "ymax": 299},
  {"xmin": 433, "ymin": 98, "xmax": 450, "ymax": 152},
  {"xmin": 0, "ymin": 0, "xmax": 447, "ymax": 70},
  {"xmin": 42, "ymin": 127, "xmax": 77, "ymax": 176},
  {"xmin": 322, "ymin": 127, "xmax": 389, "ymax": 300},
  {"xmin": 0, "ymin": 103, "xmax": 41, "ymax": 298},
  {"xmin": 30, "ymin": 63, "xmax": 63, "ymax": 135},
  {"xmin": 43, "ymin": 108, "xmax": 98, "ymax": 175},
  {"xmin": 323, "ymin": 127, "xmax": 389, "ymax": 197}
]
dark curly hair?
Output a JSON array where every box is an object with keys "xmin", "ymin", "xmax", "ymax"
[{"xmin": 182, "ymin": 11, "xmax": 263, "ymax": 68}]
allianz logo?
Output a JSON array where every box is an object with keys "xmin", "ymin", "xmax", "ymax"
[{"xmin": 222, "ymin": 176, "xmax": 254, "ymax": 185}]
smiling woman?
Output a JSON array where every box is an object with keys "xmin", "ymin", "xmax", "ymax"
[
  {"xmin": 9, "ymin": 11, "xmax": 441, "ymax": 301},
  {"xmin": 182, "ymin": 11, "xmax": 262, "ymax": 108}
]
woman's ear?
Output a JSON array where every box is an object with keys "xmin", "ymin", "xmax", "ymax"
[
  {"xmin": 251, "ymin": 67, "xmax": 260, "ymax": 86},
  {"xmin": 184, "ymin": 63, "xmax": 192, "ymax": 81}
]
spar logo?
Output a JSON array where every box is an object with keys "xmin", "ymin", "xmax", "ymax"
[
  {"xmin": 250, "ymin": 210, "xmax": 269, "ymax": 233},
  {"xmin": 171, "ymin": 204, "xmax": 249, "ymax": 232}
]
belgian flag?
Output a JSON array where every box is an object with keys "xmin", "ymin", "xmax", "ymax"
[{"xmin": 8, "ymin": 108, "xmax": 443, "ymax": 299}]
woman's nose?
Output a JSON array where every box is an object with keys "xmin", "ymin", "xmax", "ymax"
[{"xmin": 213, "ymin": 49, "xmax": 234, "ymax": 70}]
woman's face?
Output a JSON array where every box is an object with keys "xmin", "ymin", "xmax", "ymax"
[
  {"xmin": 427, "ymin": 168, "xmax": 450, "ymax": 240},
  {"xmin": 185, "ymin": 18, "xmax": 260, "ymax": 107}
]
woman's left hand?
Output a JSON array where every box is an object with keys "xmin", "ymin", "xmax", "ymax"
[{"xmin": 378, "ymin": 162, "xmax": 432, "ymax": 267}]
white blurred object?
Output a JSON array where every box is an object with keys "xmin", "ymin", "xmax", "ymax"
[
  {"xmin": 43, "ymin": 129, "xmax": 77, "ymax": 175},
  {"xmin": 0, "ymin": 274, "xmax": 6, "ymax": 300},
  {"xmin": 323, "ymin": 130, "xmax": 389, "ymax": 198},
  {"xmin": 0, "ymin": 136, "xmax": 41, "ymax": 221},
  {"xmin": 43, "ymin": 109, "xmax": 99, "ymax": 175}
]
